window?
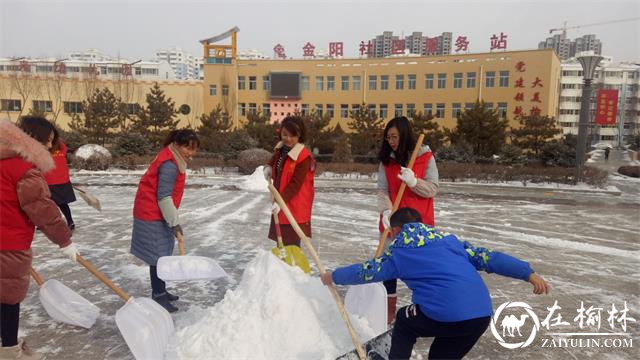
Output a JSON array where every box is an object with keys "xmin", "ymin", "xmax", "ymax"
[
  {"xmin": 222, "ymin": 85, "xmax": 229, "ymax": 96},
  {"xmin": 32, "ymin": 100, "xmax": 52, "ymax": 113},
  {"xmin": 396, "ymin": 75, "xmax": 404, "ymax": 90},
  {"xmin": 453, "ymin": 73, "xmax": 463, "ymax": 89},
  {"xmin": 315, "ymin": 104, "xmax": 323, "ymax": 116},
  {"xmin": 436, "ymin": 103, "xmax": 445, "ymax": 118},
  {"xmin": 263, "ymin": 76, "xmax": 271, "ymax": 90},
  {"xmin": 423, "ymin": 103, "xmax": 432, "ymax": 115},
  {"xmin": 452, "ymin": 103, "xmax": 461, "ymax": 118},
  {"xmin": 341, "ymin": 76, "xmax": 349, "ymax": 91},
  {"xmin": 301, "ymin": 104, "xmax": 309, "ymax": 115},
  {"xmin": 247, "ymin": 103, "xmax": 256, "ymax": 114},
  {"xmin": 316, "ymin": 76, "xmax": 324, "ymax": 91},
  {"xmin": 465, "ymin": 103, "xmax": 474, "ymax": 112},
  {"xmin": 352, "ymin": 76, "xmax": 361, "ymax": 91},
  {"xmin": 340, "ymin": 104, "xmax": 349, "ymax": 118},
  {"xmin": 437, "ymin": 73, "xmax": 446, "ymax": 89},
  {"xmin": 327, "ymin": 76, "xmax": 335, "ymax": 91},
  {"xmin": 368, "ymin": 104, "xmax": 376, "ymax": 116},
  {"xmin": 485, "ymin": 71, "xmax": 495, "ymax": 88},
  {"xmin": 369, "ymin": 75, "xmax": 377, "ymax": 90},
  {"xmin": 209, "ymin": 85, "xmax": 217, "ymax": 96},
  {"xmin": 124, "ymin": 103, "xmax": 139, "ymax": 115},
  {"xmin": 238, "ymin": 103, "xmax": 246, "ymax": 116},
  {"xmin": 425, "ymin": 74, "xmax": 434, "ymax": 89},
  {"xmin": 380, "ymin": 75, "xmax": 389, "ymax": 90},
  {"xmin": 238, "ymin": 76, "xmax": 245, "ymax": 90},
  {"xmin": 467, "ymin": 72, "xmax": 476, "ymax": 88},
  {"xmin": 63, "ymin": 101, "xmax": 82, "ymax": 114},
  {"xmin": 1, "ymin": 99, "xmax": 22, "ymax": 111},
  {"xmin": 408, "ymin": 74, "xmax": 416, "ymax": 90},
  {"xmin": 263, "ymin": 103, "xmax": 270, "ymax": 115},
  {"xmin": 249, "ymin": 76, "xmax": 257, "ymax": 90},
  {"xmin": 484, "ymin": 102, "xmax": 493, "ymax": 111},
  {"xmin": 301, "ymin": 76, "xmax": 309, "ymax": 91},
  {"xmin": 407, "ymin": 103, "xmax": 415, "ymax": 117},
  {"xmin": 327, "ymin": 104, "xmax": 335, "ymax": 118},
  {"xmin": 499, "ymin": 71, "xmax": 509, "ymax": 87},
  {"xmin": 498, "ymin": 102, "xmax": 508, "ymax": 119},
  {"xmin": 352, "ymin": 104, "xmax": 360, "ymax": 113},
  {"xmin": 380, "ymin": 104, "xmax": 388, "ymax": 119},
  {"xmin": 394, "ymin": 104, "xmax": 403, "ymax": 117}
]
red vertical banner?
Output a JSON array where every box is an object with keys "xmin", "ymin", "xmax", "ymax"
[{"xmin": 595, "ymin": 89, "xmax": 619, "ymax": 125}]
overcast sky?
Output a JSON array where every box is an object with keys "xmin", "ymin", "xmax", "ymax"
[{"xmin": 1, "ymin": 0, "xmax": 638, "ymax": 62}]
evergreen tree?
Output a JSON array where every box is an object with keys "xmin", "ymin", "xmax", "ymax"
[
  {"xmin": 411, "ymin": 111, "xmax": 445, "ymax": 152},
  {"xmin": 348, "ymin": 103, "xmax": 384, "ymax": 156},
  {"xmin": 332, "ymin": 127, "xmax": 353, "ymax": 163},
  {"xmin": 445, "ymin": 101, "xmax": 508, "ymax": 158},
  {"xmin": 197, "ymin": 105, "xmax": 232, "ymax": 152},
  {"xmin": 511, "ymin": 114, "xmax": 562, "ymax": 157},
  {"xmin": 132, "ymin": 83, "xmax": 179, "ymax": 147},
  {"xmin": 298, "ymin": 110, "xmax": 332, "ymax": 153},
  {"xmin": 245, "ymin": 110, "xmax": 277, "ymax": 151},
  {"xmin": 68, "ymin": 87, "xmax": 122, "ymax": 146}
]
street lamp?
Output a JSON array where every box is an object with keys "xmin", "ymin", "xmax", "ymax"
[{"xmin": 575, "ymin": 54, "xmax": 603, "ymax": 182}]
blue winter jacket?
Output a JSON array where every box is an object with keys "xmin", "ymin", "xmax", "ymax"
[{"xmin": 332, "ymin": 222, "xmax": 534, "ymax": 322}]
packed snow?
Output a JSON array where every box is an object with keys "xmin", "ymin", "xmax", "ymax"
[{"xmin": 74, "ymin": 144, "xmax": 111, "ymax": 160}]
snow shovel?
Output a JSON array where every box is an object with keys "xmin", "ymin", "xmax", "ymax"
[
  {"xmin": 73, "ymin": 186, "xmax": 102, "ymax": 212},
  {"xmin": 268, "ymin": 183, "xmax": 366, "ymax": 360},
  {"xmin": 156, "ymin": 232, "xmax": 228, "ymax": 281},
  {"xmin": 271, "ymin": 207, "xmax": 311, "ymax": 274},
  {"xmin": 335, "ymin": 329, "xmax": 392, "ymax": 360},
  {"xmin": 29, "ymin": 267, "xmax": 100, "ymax": 329},
  {"xmin": 75, "ymin": 255, "xmax": 174, "ymax": 360}
]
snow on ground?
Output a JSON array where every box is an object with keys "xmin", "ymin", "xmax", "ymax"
[{"xmin": 19, "ymin": 169, "xmax": 640, "ymax": 359}]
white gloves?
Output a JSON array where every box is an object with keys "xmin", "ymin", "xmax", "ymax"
[
  {"xmin": 382, "ymin": 210, "xmax": 392, "ymax": 230},
  {"xmin": 263, "ymin": 166, "xmax": 272, "ymax": 181},
  {"xmin": 60, "ymin": 243, "xmax": 79, "ymax": 261},
  {"xmin": 398, "ymin": 167, "xmax": 418, "ymax": 188},
  {"xmin": 271, "ymin": 202, "xmax": 281, "ymax": 214}
]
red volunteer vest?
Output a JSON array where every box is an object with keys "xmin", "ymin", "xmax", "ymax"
[
  {"xmin": 133, "ymin": 146, "xmax": 186, "ymax": 221},
  {"xmin": 44, "ymin": 141, "xmax": 71, "ymax": 185},
  {"xmin": 381, "ymin": 151, "xmax": 435, "ymax": 230},
  {"xmin": 277, "ymin": 147, "xmax": 315, "ymax": 225},
  {"xmin": 0, "ymin": 158, "xmax": 39, "ymax": 250}
]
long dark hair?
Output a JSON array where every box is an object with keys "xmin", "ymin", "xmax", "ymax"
[
  {"xmin": 280, "ymin": 116, "xmax": 306, "ymax": 144},
  {"xmin": 18, "ymin": 116, "xmax": 58, "ymax": 146},
  {"xmin": 378, "ymin": 116, "xmax": 416, "ymax": 166},
  {"xmin": 163, "ymin": 129, "xmax": 200, "ymax": 148}
]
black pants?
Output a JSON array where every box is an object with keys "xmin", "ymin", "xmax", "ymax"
[
  {"xmin": 58, "ymin": 203, "xmax": 74, "ymax": 227},
  {"xmin": 150, "ymin": 266, "xmax": 166, "ymax": 296},
  {"xmin": 384, "ymin": 279, "xmax": 397, "ymax": 295},
  {"xmin": 0, "ymin": 303, "xmax": 19, "ymax": 347},
  {"xmin": 389, "ymin": 304, "xmax": 490, "ymax": 360}
]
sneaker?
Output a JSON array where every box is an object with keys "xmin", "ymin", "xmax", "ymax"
[{"xmin": 152, "ymin": 293, "xmax": 178, "ymax": 313}]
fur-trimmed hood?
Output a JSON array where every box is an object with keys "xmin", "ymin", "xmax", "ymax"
[{"xmin": 0, "ymin": 118, "xmax": 54, "ymax": 173}]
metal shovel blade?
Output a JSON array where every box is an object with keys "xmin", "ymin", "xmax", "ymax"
[
  {"xmin": 156, "ymin": 255, "xmax": 228, "ymax": 281},
  {"xmin": 115, "ymin": 297, "xmax": 174, "ymax": 360},
  {"xmin": 39, "ymin": 279, "xmax": 100, "ymax": 329},
  {"xmin": 345, "ymin": 283, "xmax": 388, "ymax": 336}
]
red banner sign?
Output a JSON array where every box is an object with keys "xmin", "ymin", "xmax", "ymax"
[{"xmin": 595, "ymin": 89, "xmax": 619, "ymax": 125}]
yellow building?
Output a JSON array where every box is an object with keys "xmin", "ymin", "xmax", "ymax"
[{"xmin": 202, "ymin": 29, "xmax": 561, "ymax": 130}]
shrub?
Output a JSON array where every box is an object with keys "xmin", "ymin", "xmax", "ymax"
[
  {"xmin": 59, "ymin": 130, "xmax": 87, "ymax": 154},
  {"xmin": 332, "ymin": 133, "xmax": 353, "ymax": 163},
  {"xmin": 498, "ymin": 144, "xmax": 525, "ymax": 165},
  {"xmin": 436, "ymin": 143, "xmax": 475, "ymax": 163},
  {"xmin": 71, "ymin": 154, "xmax": 112, "ymax": 171},
  {"xmin": 226, "ymin": 130, "xmax": 258, "ymax": 160},
  {"xmin": 236, "ymin": 148, "xmax": 272, "ymax": 175},
  {"xmin": 112, "ymin": 132, "xmax": 152, "ymax": 157},
  {"xmin": 539, "ymin": 141, "xmax": 575, "ymax": 167}
]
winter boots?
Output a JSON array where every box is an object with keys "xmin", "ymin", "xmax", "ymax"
[
  {"xmin": 0, "ymin": 339, "xmax": 42, "ymax": 360},
  {"xmin": 152, "ymin": 292, "xmax": 178, "ymax": 313},
  {"xmin": 165, "ymin": 291, "xmax": 179, "ymax": 302},
  {"xmin": 387, "ymin": 294, "xmax": 397, "ymax": 325}
]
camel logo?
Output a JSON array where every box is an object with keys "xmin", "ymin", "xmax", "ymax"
[{"xmin": 490, "ymin": 302, "xmax": 540, "ymax": 349}]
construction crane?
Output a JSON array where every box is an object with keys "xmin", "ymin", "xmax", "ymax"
[{"xmin": 549, "ymin": 17, "xmax": 640, "ymax": 37}]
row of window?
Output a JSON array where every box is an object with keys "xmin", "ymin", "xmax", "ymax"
[
  {"xmin": 237, "ymin": 102, "xmax": 509, "ymax": 119},
  {"xmin": 0, "ymin": 65, "xmax": 157, "ymax": 76},
  {"xmin": 0, "ymin": 100, "xmax": 141, "ymax": 115}
]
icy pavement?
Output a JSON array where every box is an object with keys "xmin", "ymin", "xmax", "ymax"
[{"xmin": 20, "ymin": 170, "xmax": 639, "ymax": 359}]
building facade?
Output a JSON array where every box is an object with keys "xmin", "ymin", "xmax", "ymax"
[
  {"xmin": 371, "ymin": 31, "xmax": 452, "ymax": 57},
  {"xmin": 538, "ymin": 34, "xmax": 602, "ymax": 61},
  {"xmin": 155, "ymin": 47, "xmax": 203, "ymax": 80}
]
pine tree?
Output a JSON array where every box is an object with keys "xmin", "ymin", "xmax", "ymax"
[
  {"xmin": 511, "ymin": 114, "xmax": 562, "ymax": 157},
  {"xmin": 348, "ymin": 103, "xmax": 384, "ymax": 156},
  {"xmin": 132, "ymin": 83, "xmax": 179, "ymax": 147},
  {"xmin": 332, "ymin": 127, "xmax": 353, "ymax": 163},
  {"xmin": 445, "ymin": 101, "xmax": 508, "ymax": 158},
  {"xmin": 197, "ymin": 105, "xmax": 232, "ymax": 152},
  {"xmin": 411, "ymin": 111, "xmax": 445, "ymax": 152},
  {"xmin": 68, "ymin": 87, "xmax": 122, "ymax": 146},
  {"xmin": 298, "ymin": 110, "xmax": 331, "ymax": 153},
  {"xmin": 245, "ymin": 110, "xmax": 277, "ymax": 151}
]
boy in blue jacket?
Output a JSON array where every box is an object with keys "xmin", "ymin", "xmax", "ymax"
[{"xmin": 321, "ymin": 207, "xmax": 549, "ymax": 359}]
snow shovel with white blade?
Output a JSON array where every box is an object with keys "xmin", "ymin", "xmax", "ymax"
[
  {"xmin": 156, "ymin": 232, "xmax": 228, "ymax": 281},
  {"xmin": 73, "ymin": 186, "xmax": 101, "ymax": 212},
  {"xmin": 344, "ymin": 134, "xmax": 425, "ymax": 333},
  {"xmin": 268, "ymin": 183, "xmax": 366, "ymax": 360},
  {"xmin": 75, "ymin": 255, "xmax": 174, "ymax": 360},
  {"xmin": 29, "ymin": 267, "xmax": 100, "ymax": 329}
]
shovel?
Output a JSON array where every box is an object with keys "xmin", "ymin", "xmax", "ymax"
[
  {"xmin": 29, "ymin": 267, "xmax": 100, "ymax": 329},
  {"xmin": 268, "ymin": 183, "xmax": 366, "ymax": 360},
  {"xmin": 271, "ymin": 205, "xmax": 311, "ymax": 274},
  {"xmin": 335, "ymin": 329, "xmax": 392, "ymax": 360},
  {"xmin": 73, "ymin": 186, "xmax": 102, "ymax": 212},
  {"xmin": 75, "ymin": 255, "xmax": 174, "ymax": 360},
  {"xmin": 157, "ymin": 232, "xmax": 228, "ymax": 281}
]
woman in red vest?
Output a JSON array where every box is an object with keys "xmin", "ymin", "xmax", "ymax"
[
  {"xmin": 44, "ymin": 130, "xmax": 76, "ymax": 230},
  {"xmin": 1, "ymin": 117, "xmax": 78, "ymax": 359},
  {"xmin": 377, "ymin": 116, "xmax": 439, "ymax": 323},
  {"xmin": 130, "ymin": 129, "xmax": 199, "ymax": 313},
  {"xmin": 263, "ymin": 116, "xmax": 315, "ymax": 247}
]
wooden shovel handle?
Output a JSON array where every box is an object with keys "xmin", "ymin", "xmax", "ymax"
[
  {"xmin": 72, "ymin": 185, "xmax": 86, "ymax": 194},
  {"xmin": 176, "ymin": 232, "xmax": 186, "ymax": 256},
  {"xmin": 76, "ymin": 255, "xmax": 130, "ymax": 301},
  {"xmin": 374, "ymin": 134, "xmax": 425, "ymax": 258},
  {"xmin": 272, "ymin": 206, "xmax": 285, "ymax": 250},
  {"xmin": 29, "ymin": 267, "xmax": 45, "ymax": 286},
  {"xmin": 268, "ymin": 183, "xmax": 366, "ymax": 360}
]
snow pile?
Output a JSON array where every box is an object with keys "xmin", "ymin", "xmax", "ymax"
[
  {"xmin": 239, "ymin": 165, "xmax": 269, "ymax": 192},
  {"xmin": 75, "ymin": 144, "xmax": 111, "ymax": 160},
  {"xmin": 171, "ymin": 251, "xmax": 376, "ymax": 360}
]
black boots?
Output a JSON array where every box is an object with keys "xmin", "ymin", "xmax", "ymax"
[
  {"xmin": 152, "ymin": 292, "xmax": 178, "ymax": 313},
  {"xmin": 166, "ymin": 291, "xmax": 179, "ymax": 302}
]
